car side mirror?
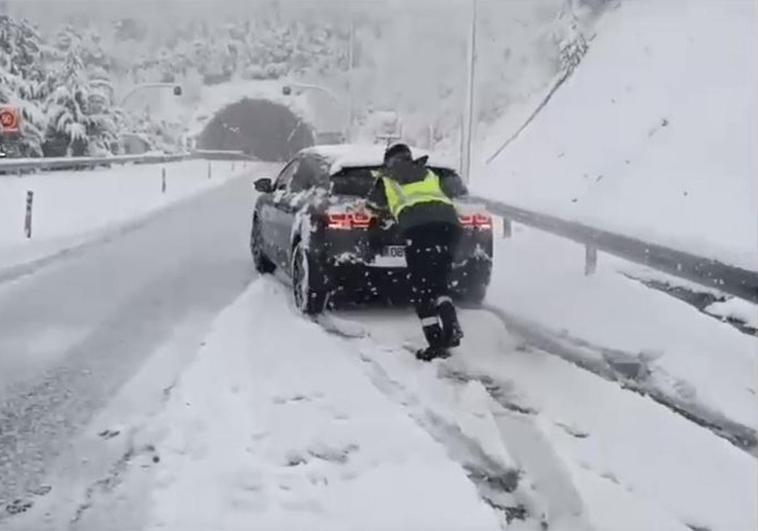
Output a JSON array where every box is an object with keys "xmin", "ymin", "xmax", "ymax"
[{"xmin": 254, "ymin": 178, "xmax": 273, "ymax": 193}]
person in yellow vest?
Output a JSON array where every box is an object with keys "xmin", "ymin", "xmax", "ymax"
[{"xmin": 368, "ymin": 143, "xmax": 463, "ymax": 361}]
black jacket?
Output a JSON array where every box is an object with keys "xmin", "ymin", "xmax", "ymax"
[{"xmin": 367, "ymin": 160, "xmax": 460, "ymax": 232}]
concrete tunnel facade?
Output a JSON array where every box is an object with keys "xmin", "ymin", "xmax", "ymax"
[{"xmin": 197, "ymin": 98, "xmax": 315, "ymax": 162}]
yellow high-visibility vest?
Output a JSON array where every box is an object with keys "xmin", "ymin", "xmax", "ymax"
[{"xmin": 375, "ymin": 169, "xmax": 453, "ymax": 220}]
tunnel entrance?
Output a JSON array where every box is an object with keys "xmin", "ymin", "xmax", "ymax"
[{"xmin": 197, "ymin": 98, "xmax": 315, "ymax": 162}]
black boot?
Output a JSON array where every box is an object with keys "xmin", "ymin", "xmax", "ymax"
[
  {"xmin": 415, "ymin": 321, "xmax": 450, "ymax": 361},
  {"xmin": 416, "ymin": 346, "xmax": 451, "ymax": 361},
  {"xmin": 437, "ymin": 298, "xmax": 463, "ymax": 348}
]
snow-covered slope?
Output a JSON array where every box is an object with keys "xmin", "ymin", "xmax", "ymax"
[{"xmin": 473, "ymin": 0, "xmax": 758, "ymax": 269}]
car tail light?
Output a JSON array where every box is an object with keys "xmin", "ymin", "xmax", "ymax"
[
  {"xmin": 460, "ymin": 213, "xmax": 493, "ymax": 230},
  {"xmin": 326, "ymin": 210, "xmax": 375, "ymax": 230}
]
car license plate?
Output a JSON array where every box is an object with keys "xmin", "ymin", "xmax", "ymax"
[
  {"xmin": 384, "ymin": 245, "xmax": 405, "ymax": 258},
  {"xmin": 371, "ymin": 245, "xmax": 406, "ymax": 268}
]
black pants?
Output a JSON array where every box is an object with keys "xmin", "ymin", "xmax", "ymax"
[{"xmin": 404, "ymin": 223, "xmax": 460, "ymax": 348}]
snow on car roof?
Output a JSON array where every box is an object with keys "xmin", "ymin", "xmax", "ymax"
[{"xmin": 300, "ymin": 144, "xmax": 458, "ymax": 176}]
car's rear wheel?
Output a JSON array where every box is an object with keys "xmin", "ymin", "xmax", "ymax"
[
  {"xmin": 452, "ymin": 260, "xmax": 491, "ymax": 306},
  {"xmin": 455, "ymin": 281, "xmax": 488, "ymax": 306},
  {"xmin": 291, "ymin": 241, "xmax": 327, "ymax": 315},
  {"xmin": 251, "ymin": 216, "xmax": 276, "ymax": 274}
]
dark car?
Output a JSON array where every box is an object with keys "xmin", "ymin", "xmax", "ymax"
[{"xmin": 250, "ymin": 144, "xmax": 494, "ymax": 314}]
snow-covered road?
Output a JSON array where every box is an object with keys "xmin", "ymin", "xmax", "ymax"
[
  {"xmin": 11, "ymin": 277, "xmax": 752, "ymax": 531},
  {"xmin": 1, "ymin": 172, "xmax": 755, "ymax": 531},
  {"xmin": 0, "ymin": 173, "xmax": 264, "ymax": 512}
]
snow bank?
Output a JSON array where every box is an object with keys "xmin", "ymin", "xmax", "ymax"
[
  {"xmin": 142, "ymin": 278, "xmax": 501, "ymax": 531},
  {"xmin": 473, "ymin": 0, "xmax": 758, "ymax": 269},
  {"xmin": 0, "ymin": 160, "xmax": 263, "ymax": 271},
  {"xmin": 705, "ymin": 298, "xmax": 758, "ymax": 330},
  {"xmin": 487, "ymin": 226, "xmax": 757, "ymax": 433},
  {"xmin": 454, "ymin": 311, "xmax": 757, "ymax": 531}
]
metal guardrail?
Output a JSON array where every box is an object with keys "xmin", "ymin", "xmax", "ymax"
[
  {"xmin": 0, "ymin": 150, "xmax": 256, "ymax": 175},
  {"xmin": 0, "ymin": 153, "xmax": 190, "ymax": 174},
  {"xmin": 474, "ymin": 196, "xmax": 758, "ymax": 304},
  {"xmin": 191, "ymin": 149, "xmax": 257, "ymax": 161}
]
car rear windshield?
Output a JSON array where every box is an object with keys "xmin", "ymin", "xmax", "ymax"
[{"xmin": 329, "ymin": 167, "xmax": 468, "ymax": 197}]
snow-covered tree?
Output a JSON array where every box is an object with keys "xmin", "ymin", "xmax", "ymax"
[
  {"xmin": 42, "ymin": 35, "xmax": 123, "ymax": 157},
  {"xmin": 0, "ymin": 14, "xmax": 47, "ymax": 156}
]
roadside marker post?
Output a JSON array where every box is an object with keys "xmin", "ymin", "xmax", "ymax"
[
  {"xmin": 24, "ymin": 190, "xmax": 33, "ymax": 239},
  {"xmin": 161, "ymin": 167, "xmax": 167, "ymax": 194},
  {"xmin": 585, "ymin": 244, "xmax": 598, "ymax": 276},
  {"xmin": 502, "ymin": 217, "xmax": 512, "ymax": 239},
  {"xmin": 208, "ymin": 162, "xmax": 212, "ymax": 179}
]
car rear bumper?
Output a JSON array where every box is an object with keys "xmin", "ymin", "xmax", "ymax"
[
  {"xmin": 305, "ymin": 225, "xmax": 493, "ymax": 303},
  {"xmin": 322, "ymin": 256, "xmax": 492, "ymax": 305},
  {"xmin": 313, "ymin": 227, "xmax": 492, "ymax": 267}
]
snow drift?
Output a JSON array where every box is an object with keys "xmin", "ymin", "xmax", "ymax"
[{"xmin": 473, "ymin": 0, "xmax": 758, "ymax": 269}]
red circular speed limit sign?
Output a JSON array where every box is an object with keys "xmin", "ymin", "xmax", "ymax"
[{"xmin": 0, "ymin": 106, "xmax": 21, "ymax": 135}]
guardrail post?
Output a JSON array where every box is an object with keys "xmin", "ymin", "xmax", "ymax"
[
  {"xmin": 585, "ymin": 244, "xmax": 598, "ymax": 276},
  {"xmin": 502, "ymin": 217, "xmax": 512, "ymax": 239},
  {"xmin": 24, "ymin": 190, "xmax": 33, "ymax": 239},
  {"xmin": 161, "ymin": 167, "xmax": 167, "ymax": 194}
]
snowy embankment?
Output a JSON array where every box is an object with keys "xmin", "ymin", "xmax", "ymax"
[
  {"xmin": 472, "ymin": 0, "xmax": 758, "ymax": 270},
  {"xmin": 0, "ymin": 159, "xmax": 263, "ymax": 274},
  {"xmin": 26, "ymin": 277, "xmax": 754, "ymax": 531},
  {"xmin": 487, "ymin": 226, "xmax": 757, "ymax": 445}
]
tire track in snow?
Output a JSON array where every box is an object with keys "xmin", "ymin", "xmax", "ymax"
[
  {"xmin": 316, "ymin": 313, "xmax": 593, "ymax": 531},
  {"xmin": 353, "ymin": 348, "xmax": 533, "ymax": 528}
]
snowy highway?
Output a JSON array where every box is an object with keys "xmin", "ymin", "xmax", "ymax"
[
  {"xmin": 0, "ymin": 171, "xmax": 264, "ymax": 514},
  {"xmin": 0, "ymin": 172, "xmax": 754, "ymax": 531},
  {"xmin": 2, "ymin": 0, "xmax": 756, "ymax": 528}
]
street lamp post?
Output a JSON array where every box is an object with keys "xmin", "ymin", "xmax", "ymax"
[
  {"xmin": 461, "ymin": 0, "xmax": 479, "ymax": 182},
  {"xmin": 346, "ymin": 7, "xmax": 356, "ymax": 142}
]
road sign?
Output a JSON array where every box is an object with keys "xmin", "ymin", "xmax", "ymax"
[{"xmin": 0, "ymin": 106, "xmax": 21, "ymax": 135}]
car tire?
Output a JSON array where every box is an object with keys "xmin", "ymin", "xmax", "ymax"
[
  {"xmin": 291, "ymin": 241, "xmax": 327, "ymax": 315},
  {"xmin": 251, "ymin": 216, "xmax": 276, "ymax": 274},
  {"xmin": 452, "ymin": 260, "xmax": 491, "ymax": 307}
]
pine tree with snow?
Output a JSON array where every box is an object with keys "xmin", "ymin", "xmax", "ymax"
[
  {"xmin": 0, "ymin": 14, "xmax": 47, "ymax": 156},
  {"xmin": 40, "ymin": 24, "xmax": 124, "ymax": 156},
  {"xmin": 41, "ymin": 47, "xmax": 122, "ymax": 156},
  {"xmin": 41, "ymin": 49, "xmax": 89, "ymax": 156}
]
